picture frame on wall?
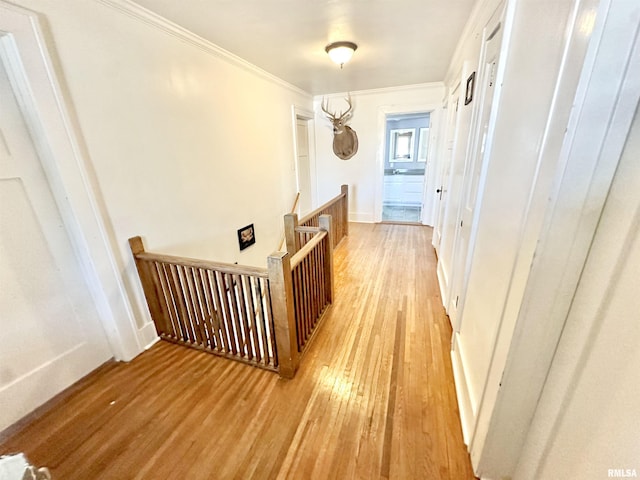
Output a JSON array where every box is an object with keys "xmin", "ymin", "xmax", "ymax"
[
  {"xmin": 465, "ymin": 71, "xmax": 476, "ymax": 105},
  {"xmin": 237, "ymin": 224, "xmax": 256, "ymax": 251}
]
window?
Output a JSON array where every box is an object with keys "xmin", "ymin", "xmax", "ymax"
[
  {"xmin": 389, "ymin": 128, "xmax": 415, "ymax": 162},
  {"xmin": 417, "ymin": 127, "xmax": 429, "ymax": 162}
]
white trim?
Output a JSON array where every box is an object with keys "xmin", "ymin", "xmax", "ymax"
[
  {"xmin": 317, "ymin": 82, "xmax": 444, "ymax": 99},
  {"xmin": 470, "ymin": 0, "xmax": 640, "ymax": 476},
  {"xmin": 291, "ymin": 105, "xmax": 318, "ymax": 212},
  {"xmin": 375, "ymin": 103, "xmax": 441, "ymax": 224},
  {"xmin": 97, "ymin": 0, "xmax": 309, "ymax": 97},
  {"xmin": 445, "ymin": 0, "xmax": 505, "ymax": 85},
  {"xmin": 434, "ymin": 76, "xmax": 463, "ymax": 312},
  {"xmin": 349, "ymin": 212, "xmax": 375, "ymax": 223},
  {"xmin": 451, "ymin": 333, "xmax": 474, "ymax": 445},
  {"xmin": 138, "ymin": 322, "xmax": 160, "ymax": 351},
  {"xmin": 436, "ymin": 260, "xmax": 450, "ymax": 309},
  {"xmin": 423, "ymin": 108, "xmax": 442, "ymax": 226},
  {"xmin": 0, "ymin": 342, "xmax": 104, "ymax": 431},
  {"xmin": 446, "ymin": 2, "xmax": 509, "ymax": 335},
  {"xmin": 0, "ymin": 1, "xmax": 142, "ymax": 360}
]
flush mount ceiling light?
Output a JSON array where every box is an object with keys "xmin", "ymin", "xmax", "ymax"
[{"xmin": 325, "ymin": 41, "xmax": 358, "ymax": 68}]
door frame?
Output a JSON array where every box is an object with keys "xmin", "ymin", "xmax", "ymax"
[
  {"xmin": 0, "ymin": 1, "xmax": 143, "ymax": 360},
  {"xmin": 291, "ymin": 106, "xmax": 317, "ymax": 212},
  {"xmin": 470, "ymin": 0, "xmax": 640, "ymax": 474},
  {"xmin": 434, "ymin": 78, "xmax": 463, "ymax": 311},
  {"xmin": 433, "ymin": 79, "xmax": 463, "ymax": 254},
  {"xmin": 446, "ymin": 4, "xmax": 507, "ymax": 334},
  {"xmin": 374, "ymin": 103, "xmax": 441, "ymax": 224}
]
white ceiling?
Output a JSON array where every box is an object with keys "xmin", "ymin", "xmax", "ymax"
[{"xmin": 132, "ymin": 0, "xmax": 476, "ymax": 95}]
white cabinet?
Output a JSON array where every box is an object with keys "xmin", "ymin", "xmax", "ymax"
[{"xmin": 383, "ymin": 174, "xmax": 424, "ymax": 206}]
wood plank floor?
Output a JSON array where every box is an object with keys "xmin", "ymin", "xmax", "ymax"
[{"xmin": 0, "ymin": 223, "xmax": 476, "ymax": 479}]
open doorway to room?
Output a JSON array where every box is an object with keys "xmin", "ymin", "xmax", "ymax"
[
  {"xmin": 382, "ymin": 112, "xmax": 430, "ymax": 222},
  {"xmin": 292, "ymin": 107, "xmax": 316, "ymax": 217}
]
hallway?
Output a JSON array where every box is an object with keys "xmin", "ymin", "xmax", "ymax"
[{"xmin": 0, "ymin": 223, "xmax": 475, "ymax": 479}]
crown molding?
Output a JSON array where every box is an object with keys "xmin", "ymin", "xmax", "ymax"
[
  {"xmin": 444, "ymin": 0, "xmax": 504, "ymax": 86},
  {"xmin": 96, "ymin": 0, "xmax": 311, "ymax": 98},
  {"xmin": 313, "ymin": 82, "xmax": 445, "ymax": 100}
]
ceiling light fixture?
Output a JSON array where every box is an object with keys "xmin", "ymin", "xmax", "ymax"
[{"xmin": 325, "ymin": 41, "xmax": 358, "ymax": 68}]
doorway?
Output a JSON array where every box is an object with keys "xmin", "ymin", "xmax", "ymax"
[
  {"xmin": 382, "ymin": 112, "xmax": 430, "ymax": 223},
  {"xmin": 295, "ymin": 117, "xmax": 312, "ymax": 215},
  {"xmin": 448, "ymin": 9, "xmax": 504, "ymax": 331},
  {"xmin": 292, "ymin": 107, "xmax": 316, "ymax": 217},
  {"xmin": 0, "ymin": 56, "xmax": 112, "ymax": 431}
]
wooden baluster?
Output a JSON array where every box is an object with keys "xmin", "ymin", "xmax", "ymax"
[
  {"xmin": 184, "ymin": 266, "xmax": 204, "ymax": 347},
  {"xmin": 176, "ymin": 265, "xmax": 196, "ymax": 343},
  {"xmin": 213, "ymin": 271, "xmax": 237, "ymax": 354},
  {"xmin": 297, "ymin": 261, "xmax": 305, "ymax": 346},
  {"xmin": 258, "ymin": 282, "xmax": 268, "ymax": 363},
  {"xmin": 210, "ymin": 270, "xmax": 232, "ymax": 353},
  {"xmin": 319, "ymin": 215, "xmax": 335, "ymax": 303},
  {"xmin": 267, "ymin": 252, "xmax": 299, "ymax": 379},
  {"xmin": 315, "ymin": 241, "xmax": 324, "ymax": 318},
  {"xmin": 128, "ymin": 237, "xmax": 171, "ymax": 337},
  {"xmin": 225, "ymin": 273, "xmax": 244, "ymax": 355},
  {"xmin": 307, "ymin": 245, "xmax": 314, "ymax": 334},
  {"xmin": 155, "ymin": 262, "xmax": 178, "ymax": 339},
  {"xmin": 254, "ymin": 277, "xmax": 271, "ymax": 364},
  {"xmin": 244, "ymin": 276, "xmax": 262, "ymax": 363},
  {"xmin": 191, "ymin": 267, "xmax": 211, "ymax": 349},
  {"xmin": 341, "ymin": 184, "xmax": 349, "ymax": 238},
  {"xmin": 200, "ymin": 269, "xmax": 222, "ymax": 352},
  {"xmin": 263, "ymin": 278, "xmax": 279, "ymax": 366},
  {"xmin": 312, "ymin": 248, "xmax": 318, "ymax": 331},
  {"xmin": 284, "ymin": 213, "xmax": 300, "ymax": 255},
  {"xmin": 317, "ymin": 239, "xmax": 324, "ymax": 315},
  {"xmin": 236, "ymin": 275, "xmax": 257, "ymax": 360}
]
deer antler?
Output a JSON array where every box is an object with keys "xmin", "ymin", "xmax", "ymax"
[
  {"xmin": 321, "ymin": 95, "xmax": 354, "ymax": 122},
  {"xmin": 321, "ymin": 97, "xmax": 337, "ymax": 120},
  {"xmin": 340, "ymin": 94, "xmax": 353, "ymax": 121}
]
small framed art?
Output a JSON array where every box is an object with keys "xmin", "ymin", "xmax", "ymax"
[{"xmin": 237, "ymin": 224, "xmax": 256, "ymax": 251}]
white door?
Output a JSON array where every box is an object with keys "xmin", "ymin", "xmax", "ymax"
[
  {"xmin": 0, "ymin": 60, "xmax": 112, "ymax": 431},
  {"xmin": 448, "ymin": 13, "xmax": 504, "ymax": 331},
  {"xmin": 433, "ymin": 88, "xmax": 461, "ymax": 252},
  {"xmin": 295, "ymin": 118, "xmax": 312, "ymax": 216}
]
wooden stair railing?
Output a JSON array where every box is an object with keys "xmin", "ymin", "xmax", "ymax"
[
  {"xmin": 129, "ymin": 237, "xmax": 279, "ymax": 372},
  {"xmin": 129, "ymin": 185, "xmax": 346, "ymax": 379},
  {"xmin": 288, "ymin": 215, "xmax": 334, "ymax": 354},
  {"xmin": 285, "ymin": 184, "xmax": 348, "ymax": 251}
]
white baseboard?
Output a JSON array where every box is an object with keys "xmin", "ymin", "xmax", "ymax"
[
  {"xmin": 436, "ymin": 261, "xmax": 449, "ymax": 310},
  {"xmin": 451, "ymin": 333, "xmax": 475, "ymax": 446},
  {"xmin": 349, "ymin": 211, "xmax": 375, "ymax": 223},
  {"xmin": 138, "ymin": 322, "xmax": 159, "ymax": 352},
  {"xmin": 0, "ymin": 343, "xmax": 111, "ymax": 432}
]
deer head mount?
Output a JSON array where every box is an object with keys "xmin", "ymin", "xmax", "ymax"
[{"xmin": 321, "ymin": 95, "xmax": 359, "ymax": 160}]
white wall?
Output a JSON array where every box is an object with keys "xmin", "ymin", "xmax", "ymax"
[
  {"xmin": 439, "ymin": 0, "xmax": 640, "ymax": 478},
  {"xmin": 313, "ymin": 83, "xmax": 444, "ymax": 224},
  {"xmin": 7, "ymin": 0, "xmax": 312, "ymax": 355},
  {"xmin": 454, "ymin": 0, "xmax": 582, "ymax": 445},
  {"xmin": 483, "ymin": 1, "xmax": 640, "ymax": 476},
  {"xmin": 515, "ymin": 104, "xmax": 640, "ymax": 480},
  {"xmin": 438, "ymin": 0, "xmax": 594, "ymax": 471}
]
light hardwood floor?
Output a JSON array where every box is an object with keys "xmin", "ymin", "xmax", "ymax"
[{"xmin": 0, "ymin": 223, "xmax": 476, "ymax": 479}]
